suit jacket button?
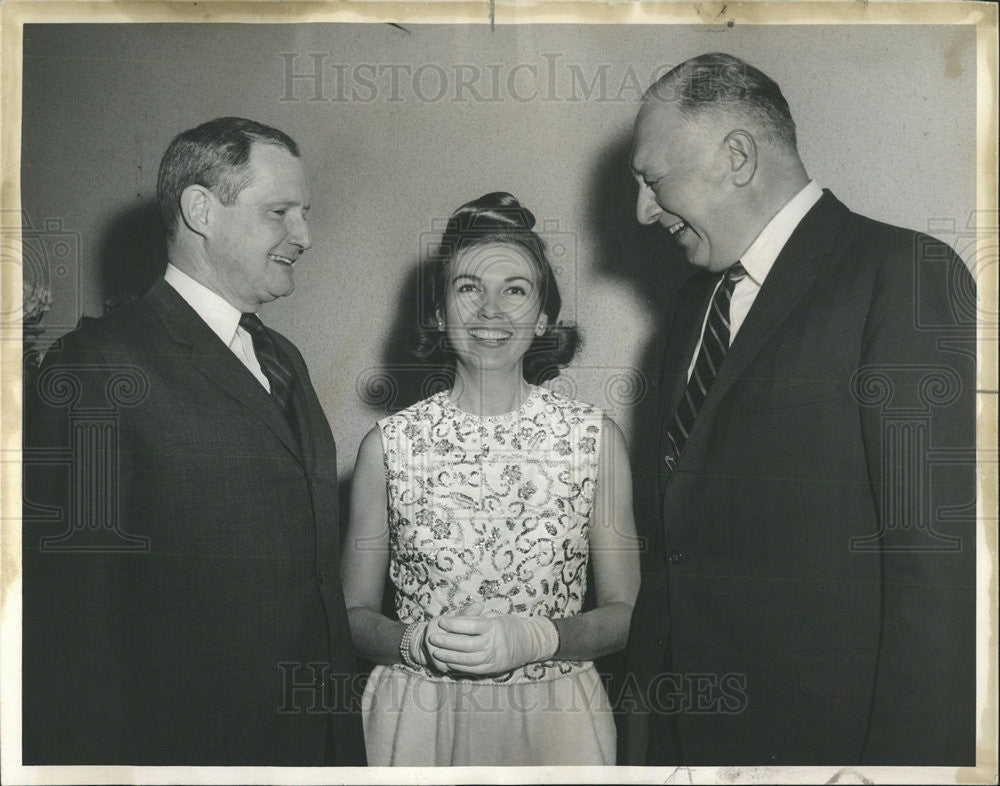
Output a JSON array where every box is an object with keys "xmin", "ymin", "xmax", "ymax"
[
  {"xmin": 667, "ymin": 551, "xmax": 684, "ymax": 564},
  {"xmin": 317, "ymin": 569, "xmax": 326, "ymax": 584},
  {"xmin": 656, "ymin": 638, "xmax": 665, "ymax": 648}
]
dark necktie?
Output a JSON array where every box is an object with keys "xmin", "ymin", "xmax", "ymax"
[
  {"xmin": 664, "ymin": 262, "xmax": 748, "ymax": 471},
  {"xmin": 239, "ymin": 313, "xmax": 296, "ymax": 420}
]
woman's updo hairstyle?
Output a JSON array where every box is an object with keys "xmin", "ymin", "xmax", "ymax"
[{"xmin": 413, "ymin": 191, "xmax": 580, "ymax": 384}]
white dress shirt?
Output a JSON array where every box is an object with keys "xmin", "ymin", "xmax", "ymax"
[
  {"xmin": 687, "ymin": 180, "xmax": 824, "ymax": 380},
  {"xmin": 163, "ymin": 264, "xmax": 271, "ymax": 392}
]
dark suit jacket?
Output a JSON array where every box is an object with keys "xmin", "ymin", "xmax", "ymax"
[
  {"xmin": 23, "ymin": 278, "xmax": 365, "ymax": 765},
  {"xmin": 626, "ymin": 191, "xmax": 976, "ymax": 765}
]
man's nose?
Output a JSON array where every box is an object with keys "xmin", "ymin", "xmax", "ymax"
[
  {"xmin": 288, "ymin": 213, "xmax": 312, "ymax": 251},
  {"xmin": 636, "ymin": 184, "xmax": 663, "ymax": 226}
]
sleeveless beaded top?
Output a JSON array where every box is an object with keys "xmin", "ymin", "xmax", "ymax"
[{"xmin": 378, "ymin": 385, "xmax": 604, "ymax": 684}]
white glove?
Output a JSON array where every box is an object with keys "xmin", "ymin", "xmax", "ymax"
[
  {"xmin": 419, "ymin": 616, "xmax": 454, "ymax": 673},
  {"xmin": 426, "ymin": 609, "xmax": 559, "ymax": 676},
  {"xmin": 407, "ymin": 606, "xmax": 484, "ymax": 674}
]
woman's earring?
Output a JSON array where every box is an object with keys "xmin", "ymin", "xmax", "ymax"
[{"xmin": 535, "ymin": 320, "xmax": 547, "ymax": 336}]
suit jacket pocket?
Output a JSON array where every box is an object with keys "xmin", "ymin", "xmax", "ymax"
[{"xmin": 796, "ymin": 648, "xmax": 878, "ymax": 697}]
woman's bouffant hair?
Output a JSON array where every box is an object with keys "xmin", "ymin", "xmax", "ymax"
[{"xmin": 412, "ymin": 192, "xmax": 580, "ymax": 384}]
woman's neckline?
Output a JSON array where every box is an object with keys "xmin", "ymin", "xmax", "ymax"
[{"xmin": 440, "ymin": 384, "xmax": 540, "ymax": 420}]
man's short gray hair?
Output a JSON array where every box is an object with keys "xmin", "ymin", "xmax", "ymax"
[{"xmin": 647, "ymin": 52, "xmax": 798, "ymax": 150}]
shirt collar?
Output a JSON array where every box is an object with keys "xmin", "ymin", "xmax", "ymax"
[
  {"xmin": 164, "ymin": 263, "xmax": 244, "ymax": 347},
  {"xmin": 739, "ymin": 180, "xmax": 823, "ymax": 286}
]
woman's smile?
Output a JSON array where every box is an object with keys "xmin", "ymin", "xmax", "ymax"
[{"xmin": 467, "ymin": 327, "xmax": 514, "ymax": 345}]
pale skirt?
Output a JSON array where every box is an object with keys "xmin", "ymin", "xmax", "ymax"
[{"xmin": 362, "ymin": 662, "xmax": 616, "ymax": 766}]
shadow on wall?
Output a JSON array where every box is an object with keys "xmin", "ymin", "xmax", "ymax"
[
  {"xmin": 358, "ymin": 255, "xmax": 455, "ymax": 417},
  {"xmin": 337, "ymin": 250, "xmax": 453, "ymax": 512},
  {"xmin": 586, "ymin": 131, "xmax": 692, "ymax": 546},
  {"xmin": 586, "ymin": 131, "xmax": 692, "ymax": 762},
  {"xmin": 97, "ymin": 198, "xmax": 168, "ymax": 310},
  {"xmin": 34, "ymin": 199, "xmax": 167, "ymax": 362},
  {"xmin": 337, "ymin": 253, "xmax": 451, "ymax": 616}
]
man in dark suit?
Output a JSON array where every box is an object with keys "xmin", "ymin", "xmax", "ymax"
[
  {"xmin": 23, "ymin": 117, "xmax": 365, "ymax": 765},
  {"xmin": 625, "ymin": 53, "xmax": 976, "ymax": 765}
]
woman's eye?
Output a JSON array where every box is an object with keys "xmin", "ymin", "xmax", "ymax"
[
  {"xmin": 270, "ymin": 209, "xmax": 287, "ymax": 217},
  {"xmin": 457, "ymin": 283, "xmax": 480, "ymax": 294},
  {"xmin": 505, "ymin": 286, "xmax": 528, "ymax": 296}
]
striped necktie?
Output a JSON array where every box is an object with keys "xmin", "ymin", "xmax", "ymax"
[
  {"xmin": 664, "ymin": 262, "xmax": 748, "ymax": 471},
  {"xmin": 239, "ymin": 313, "xmax": 296, "ymax": 421}
]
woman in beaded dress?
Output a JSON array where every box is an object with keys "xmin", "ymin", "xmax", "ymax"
[{"xmin": 341, "ymin": 192, "xmax": 640, "ymax": 766}]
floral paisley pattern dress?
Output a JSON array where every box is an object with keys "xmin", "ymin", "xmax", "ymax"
[{"xmin": 361, "ymin": 384, "xmax": 616, "ymax": 765}]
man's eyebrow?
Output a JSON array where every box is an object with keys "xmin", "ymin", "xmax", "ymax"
[{"xmin": 633, "ymin": 169, "xmax": 661, "ymax": 188}]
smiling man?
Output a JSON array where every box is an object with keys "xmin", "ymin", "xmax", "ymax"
[
  {"xmin": 624, "ymin": 54, "xmax": 976, "ymax": 766},
  {"xmin": 23, "ymin": 118, "xmax": 365, "ymax": 765}
]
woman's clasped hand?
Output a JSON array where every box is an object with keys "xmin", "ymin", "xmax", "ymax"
[{"xmin": 414, "ymin": 602, "xmax": 560, "ymax": 677}]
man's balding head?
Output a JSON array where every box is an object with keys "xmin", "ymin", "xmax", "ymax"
[{"xmin": 643, "ymin": 52, "xmax": 798, "ymax": 153}]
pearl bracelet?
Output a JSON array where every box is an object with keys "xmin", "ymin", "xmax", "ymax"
[{"xmin": 399, "ymin": 621, "xmax": 422, "ymax": 669}]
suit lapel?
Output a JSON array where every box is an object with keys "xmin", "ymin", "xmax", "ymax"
[
  {"xmin": 145, "ymin": 278, "xmax": 305, "ymax": 465},
  {"xmin": 285, "ymin": 347, "xmax": 317, "ymax": 472},
  {"xmin": 691, "ymin": 191, "xmax": 848, "ymax": 430}
]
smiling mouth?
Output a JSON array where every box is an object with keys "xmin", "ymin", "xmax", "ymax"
[
  {"xmin": 667, "ymin": 220, "xmax": 687, "ymax": 236},
  {"xmin": 468, "ymin": 328, "xmax": 513, "ymax": 345},
  {"xmin": 268, "ymin": 253, "xmax": 296, "ymax": 266}
]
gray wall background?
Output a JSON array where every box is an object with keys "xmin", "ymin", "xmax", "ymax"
[{"xmin": 21, "ymin": 23, "xmax": 977, "ymax": 510}]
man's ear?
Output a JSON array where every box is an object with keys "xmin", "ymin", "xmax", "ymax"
[
  {"xmin": 179, "ymin": 184, "xmax": 213, "ymax": 238},
  {"xmin": 724, "ymin": 130, "xmax": 757, "ymax": 187}
]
